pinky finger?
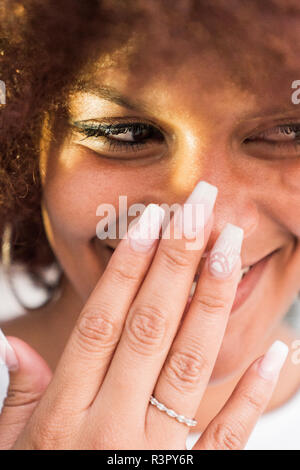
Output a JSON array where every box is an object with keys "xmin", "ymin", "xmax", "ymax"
[{"xmin": 194, "ymin": 340, "xmax": 289, "ymax": 450}]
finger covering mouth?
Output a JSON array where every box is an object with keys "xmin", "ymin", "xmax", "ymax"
[{"xmin": 189, "ymin": 248, "xmax": 279, "ymax": 314}]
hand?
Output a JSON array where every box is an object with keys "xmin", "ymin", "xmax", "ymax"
[{"xmin": 0, "ymin": 182, "xmax": 288, "ymax": 449}]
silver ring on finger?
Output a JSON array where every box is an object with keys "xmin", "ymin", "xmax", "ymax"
[{"xmin": 149, "ymin": 395, "xmax": 197, "ymax": 427}]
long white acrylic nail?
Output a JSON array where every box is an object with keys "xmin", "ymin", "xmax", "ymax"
[
  {"xmin": 128, "ymin": 204, "xmax": 165, "ymax": 252},
  {"xmin": 0, "ymin": 328, "xmax": 18, "ymax": 371},
  {"xmin": 182, "ymin": 181, "xmax": 218, "ymax": 239},
  {"xmin": 258, "ymin": 340, "xmax": 289, "ymax": 380},
  {"xmin": 208, "ymin": 223, "xmax": 244, "ymax": 278}
]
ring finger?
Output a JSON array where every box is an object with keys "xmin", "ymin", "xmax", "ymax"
[{"xmin": 147, "ymin": 223, "xmax": 243, "ymax": 438}]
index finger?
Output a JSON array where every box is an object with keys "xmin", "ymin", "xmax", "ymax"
[{"xmin": 43, "ymin": 203, "xmax": 165, "ymax": 411}]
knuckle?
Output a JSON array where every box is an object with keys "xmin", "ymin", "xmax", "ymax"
[
  {"xmin": 210, "ymin": 422, "xmax": 245, "ymax": 450},
  {"xmin": 30, "ymin": 430, "xmax": 57, "ymax": 450},
  {"xmin": 4, "ymin": 387, "xmax": 42, "ymax": 408},
  {"xmin": 193, "ymin": 292, "xmax": 228, "ymax": 316},
  {"xmin": 125, "ymin": 304, "xmax": 167, "ymax": 354},
  {"xmin": 107, "ymin": 262, "xmax": 140, "ymax": 284},
  {"xmin": 29, "ymin": 420, "xmax": 64, "ymax": 450},
  {"xmin": 164, "ymin": 349, "xmax": 209, "ymax": 391},
  {"xmin": 75, "ymin": 306, "xmax": 118, "ymax": 354},
  {"xmin": 28, "ymin": 410, "xmax": 77, "ymax": 450},
  {"xmin": 240, "ymin": 388, "xmax": 265, "ymax": 414},
  {"xmin": 160, "ymin": 245, "xmax": 191, "ymax": 273}
]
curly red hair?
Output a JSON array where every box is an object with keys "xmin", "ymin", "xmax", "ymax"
[{"xmin": 0, "ymin": 0, "xmax": 140, "ymax": 276}]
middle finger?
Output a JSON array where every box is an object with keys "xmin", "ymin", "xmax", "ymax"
[{"xmin": 97, "ymin": 181, "xmax": 218, "ymax": 416}]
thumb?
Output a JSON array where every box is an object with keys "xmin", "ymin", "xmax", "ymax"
[{"xmin": 0, "ymin": 331, "xmax": 53, "ymax": 449}]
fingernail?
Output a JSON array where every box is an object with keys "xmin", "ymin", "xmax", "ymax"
[
  {"xmin": 258, "ymin": 340, "xmax": 289, "ymax": 380},
  {"xmin": 0, "ymin": 329, "xmax": 19, "ymax": 371},
  {"xmin": 128, "ymin": 204, "xmax": 165, "ymax": 252},
  {"xmin": 182, "ymin": 181, "xmax": 218, "ymax": 239},
  {"xmin": 208, "ymin": 223, "xmax": 244, "ymax": 278}
]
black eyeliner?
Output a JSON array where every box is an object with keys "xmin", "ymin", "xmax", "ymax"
[{"xmin": 72, "ymin": 121, "xmax": 152, "ymax": 137}]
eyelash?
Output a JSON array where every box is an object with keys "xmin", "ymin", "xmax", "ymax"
[
  {"xmin": 73, "ymin": 120, "xmax": 300, "ymax": 161},
  {"xmin": 73, "ymin": 121, "xmax": 164, "ymax": 151},
  {"xmin": 245, "ymin": 124, "xmax": 300, "ymax": 145}
]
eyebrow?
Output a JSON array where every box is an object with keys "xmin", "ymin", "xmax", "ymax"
[{"xmin": 73, "ymin": 81, "xmax": 152, "ymax": 114}]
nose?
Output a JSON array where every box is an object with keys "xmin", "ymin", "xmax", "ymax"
[
  {"xmin": 204, "ymin": 187, "xmax": 259, "ymax": 252},
  {"xmin": 184, "ymin": 184, "xmax": 260, "ymax": 275},
  {"xmin": 162, "ymin": 135, "xmax": 260, "ymax": 260},
  {"xmin": 167, "ymin": 178, "xmax": 259, "ymax": 258}
]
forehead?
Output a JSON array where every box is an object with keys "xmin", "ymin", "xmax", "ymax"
[{"xmin": 73, "ymin": 0, "xmax": 300, "ymax": 112}]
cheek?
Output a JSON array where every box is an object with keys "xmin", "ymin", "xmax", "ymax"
[
  {"xmin": 265, "ymin": 163, "xmax": 300, "ymax": 238},
  {"xmin": 41, "ymin": 146, "xmax": 168, "ymax": 244},
  {"xmin": 234, "ymin": 157, "xmax": 300, "ymax": 238},
  {"xmin": 44, "ymin": 179, "xmax": 105, "ymax": 242},
  {"xmin": 279, "ymin": 163, "xmax": 300, "ymax": 236}
]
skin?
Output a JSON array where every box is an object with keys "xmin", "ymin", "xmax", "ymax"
[{"xmin": 1, "ymin": 1, "xmax": 300, "ymax": 449}]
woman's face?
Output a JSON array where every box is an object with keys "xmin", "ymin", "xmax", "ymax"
[{"xmin": 39, "ymin": 3, "xmax": 300, "ymax": 381}]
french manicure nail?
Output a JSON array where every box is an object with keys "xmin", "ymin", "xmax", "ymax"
[
  {"xmin": 0, "ymin": 328, "xmax": 18, "ymax": 371},
  {"xmin": 209, "ymin": 223, "xmax": 244, "ymax": 278},
  {"xmin": 258, "ymin": 340, "xmax": 289, "ymax": 380},
  {"xmin": 128, "ymin": 204, "xmax": 165, "ymax": 252},
  {"xmin": 182, "ymin": 181, "xmax": 218, "ymax": 239}
]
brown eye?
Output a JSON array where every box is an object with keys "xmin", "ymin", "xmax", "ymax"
[
  {"xmin": 72, "ymin": 120, "xmax": 166, "ymax": 160},
  {"xmin": 110, "ymin": 128, "xmax": 138, "ymax": 142},
  {"xmin": 243, "ymin": 123, "xmax": 300, "ymax": 160},
  {"xmin": 246, "ymin": 125, "xmax": 300, "ymax": 143},
  {"xmin": 106, "ymin": 124, "xmax": 157, "ymax": 143},
  {"xmin": 73, "ymin": 121, "xmax": 164, "ymax": 146}
]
